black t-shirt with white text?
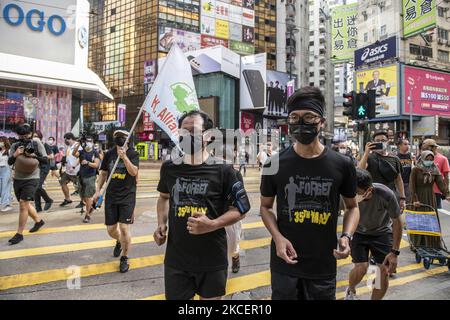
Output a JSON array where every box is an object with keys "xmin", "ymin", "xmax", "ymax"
[
  {"xmin": 260, "ymin": 146, "xmax": 356, "ymax": 279},
  {"xmin": 100, "ymin": 148, "xmax": 139, "ymax": 203},
  {"xmin": 157, "ymin": 158, "xmax": 243, "ymax": 272}
]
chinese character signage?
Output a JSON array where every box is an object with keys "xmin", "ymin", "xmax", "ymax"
[
  {"xmin": 331, "ymin": 3, "xmax": 358, "ymax": 63},
  {"xmin": 403, "ymin": 0, "xmax": 436, "ymax": 38}
]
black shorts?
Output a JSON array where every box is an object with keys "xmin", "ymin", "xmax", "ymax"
[
  {"xmin": 104, "ymin": 198, "xmax": 135, "ymax": 226},
  {"xmin": 13, "ymin": 179, "xmax": 40, "ymax": 202},
  {"xmin": 351, "ymin": 232, "xmax": 393, "ymax": 264},
  {"xmin": 164, "ymin": 264, "xmax": 227, "ymax": 300},
  {"xmin": 271, "ymin": 271, "xmax": 336, "ymax": 300}
]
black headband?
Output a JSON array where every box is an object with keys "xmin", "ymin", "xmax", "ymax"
[{"xmin": 287, "ymin": 99, "xmax": 324, "ymax": 118}]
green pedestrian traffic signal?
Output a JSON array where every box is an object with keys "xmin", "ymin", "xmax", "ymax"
[{"xmin": 358, "ymin": 105, "xmax": 366, "ymax": 117}]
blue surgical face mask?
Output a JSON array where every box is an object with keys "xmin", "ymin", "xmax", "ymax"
[{"xmin": 423, "ymin": 160, "xmax": 433, "ymax": 167}]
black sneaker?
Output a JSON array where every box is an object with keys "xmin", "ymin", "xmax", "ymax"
[
  {"xmin": 232, "ymin": 256, "xmax": 240, "ymax": 273},
  {"xmin": 35, "ymin": 206, "xmax": 43, "ymax": 213},
  {"xmin": 113, "ymin": 241, "xmax": 122, "ymax": 257},
  {"xmin": 120, "ymin": 256, "xmax": 129, "ymax": 273},
  {"xmin": 71, "ymin": 191, "xmax": 79, "ymax": 196},
  {"xmin": 44, "ymin": 200, "xmax": 53, "ymax": 211},
  {"xmin": 60, "ymin": 199, "xmax": 73, "ymax": 207},
  {"xmin": 8, "ymin": 233, "xmax": 23, "ymax": 245},
  {"xmin": 75, "ymin": 202, "xmax": 84, "ymax": 209},
  {"xmin": 29, "ymin": 220, "xmax": 45, "ymax": 233}
]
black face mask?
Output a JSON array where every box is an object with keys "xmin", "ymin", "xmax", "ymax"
[
  {"xmin": 288, "ymin": 123, "xmax": 320, "ymax": 145},
  {"xmin": 114, "ymin": 136, "xmax": 126, "ymax": 147},
  {"xmin": 180, "ymin": 134, "xmax": 203, "ymax": 155}
]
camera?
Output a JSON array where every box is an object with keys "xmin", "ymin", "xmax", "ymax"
[
  {"xmin": 79, "ymin": 133, "xmax": 87, "ymax": 148},
  {"xmin": 17, "ymin": 140, "xmax": 35, "ymax": 155}
]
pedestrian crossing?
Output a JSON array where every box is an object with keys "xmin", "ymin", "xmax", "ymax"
[{"xmin": 0, "ymin": 216, "xmax": 448, "ymax": 300}]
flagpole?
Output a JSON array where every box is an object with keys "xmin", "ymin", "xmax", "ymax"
[{"xmin": 95, "ymin": 45, "xmax": 185, "ymax": 208}]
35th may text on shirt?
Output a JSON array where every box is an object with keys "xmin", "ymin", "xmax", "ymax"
[{"xmin": 178, "ymin": 304, "xmax": 272, "ymax": 317}]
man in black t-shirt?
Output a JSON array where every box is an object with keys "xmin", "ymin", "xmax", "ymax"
[
  {"xmin": 95, "ymin": 130, "xmax": 139, "ymax": 273},
  {"xmin": 260, "ymin": 87, "xmax": 360, "ymax": 300},
  {"xmin": 396, "ymin": 138, "xmax": 414, "ymax": 203},
  {"xmin": 358, "ymin": 131, "xmax": 406, "ymax": 211},
  {"xmin": 73, "ymin": 136, "xmax": 100, "ymax": 223},
  {"xmin": 154, "ymin": 110, "xmax": 250, "ymax": 300}
]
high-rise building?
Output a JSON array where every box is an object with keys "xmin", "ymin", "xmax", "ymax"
[
  {"xmin": 255, "ymin": 0, "xmax": 277, "ymax": 70},
  {"xmin": 308, "ymin": 0, "xmax": 334, "ymax": 141},
  {"xmin": 276, "ymin": 0, "xmax": 309, "ymax": 86}
]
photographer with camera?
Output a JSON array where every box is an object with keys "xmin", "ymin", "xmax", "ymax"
[
  {"xmin": 73, "ymin": 135, "xmax": 100, "ymax": 223},
  {"xmin": 33, "ymin": 130, "xmax": 54, "ymax": 212},
  {"xmin": 7, "ymin": 123, "xmax": 47, "ymax": 245},
  {"xmin": 59, "ymin": 132, "xmax": 81, "ymax": 207}
]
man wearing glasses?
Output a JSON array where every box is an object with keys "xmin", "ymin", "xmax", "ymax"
[
  {"xmin": 358, "ymin": 132, "xmax": 406, "ymax": 211},
  {"xmin": 260, "ymin": 86, "xmax": 360, "ymax": 300}
]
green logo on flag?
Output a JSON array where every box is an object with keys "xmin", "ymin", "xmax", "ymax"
[{"xmin": 170, "ymin": 82, "xmax": 198, "ymax": 113}]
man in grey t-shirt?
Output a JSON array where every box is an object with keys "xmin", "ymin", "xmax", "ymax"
[
  {"xmin": 345, "ymin": 168, "xmax": 402, "ymax": 300},
  {"xmin": 7, "ymin": 124, "xmax": 47, "ymax": 245}
]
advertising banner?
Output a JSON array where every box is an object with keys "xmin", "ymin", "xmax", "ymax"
[
  {"xmin": 265, "ymin": 70, "xmax": 290, "ymax": 117},
  {"xmin": 201, "ymin": 35, "xmax": 229, "ymax": 48},
  {"xmin": 201, "ymin": 15, "xmax": 216, "ymax": 36},
  {"xmin": 143, "ymin": 111, "xmax": 156, "ymax": 131},
  {"xmin": 201, "ymin": 0, "xmax": 216, "ymax": 17},
  {"xmin": 229, "ymin": 5, "xmax": 243, "ymax": 24},
  {"xmin": 240, "ymin": 111, "xmax": 254, "ymax": 132},
  {"xmin": 117, "ymin": 104, "xmax": 126, "ymax": 123},
  {"xmin": 215, "ymin": 1, "xmax": 230, "ymax": 20},
  {"xmin": 158, "ymin": 26, "xmax": 201, "ymax": 52},
  {"xmin": 231, "ymin": 0, "xmax": 242, "ymax": 5},
  {"xmin": 242, "ymin": 8, "xmax": 255, "ymax": 27},
  {"xmin": 159, "ymin": 45, "xmax": 241, "ymax": 79},
  {"xmin": 403, "ymin": 66, "xmax": 450, "ymax": 117},
  {"xmin": 243, "ymin": 0, "xmax": 254, "ymax": 10},
  {"xmin": 215, "ymin": 19, "xmax": 229, "ymax": 39},
  {"xmin": 240, "ymin": 53, "xmax": 266, "ymax": 109},
  {"xmin": 413, "ymin": 116, "xmax": 439, "ymax": 136},
  {"xmin": 144, "ymin": 59, "xmax": 157, "ymax": 95},
  {"xmin": 403, "ymin": 0, "xmax": 436, "ymax": 38},
  {"xmin": 242, "ymin": 26, "xmax": 254, "ymax": 44},
  {"xmin": 230, "ymin": 40, "xmax": 254, "ymax": 55},
  {"xmin": 356, "ymin": 65, "xmax": 399, "ymax": 117},
  {"xmin": 354, "ymin": 36, "xmax": 397, "ymax": 69},
  {"xmin": 331, "ymin": 3, "xmax": 358, "ymax": 62},
  {"xmin": 229, "ymin": 23, "xmax": 243, "ymax": 41}
]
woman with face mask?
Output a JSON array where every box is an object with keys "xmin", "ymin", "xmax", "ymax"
[
  {"xmin": 409, "ymin": 150, "xmax": 450, "ymax": 248},
  {"xmin": 0, "ymin": 137, "xmax": 13, "ymax": 212}
]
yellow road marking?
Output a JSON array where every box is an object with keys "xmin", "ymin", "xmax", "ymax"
[
  {"xmin": 0, "ymin": 237, "xmax": 272, "ymax": 291},
  {"xmin": 0, "ymin": 224, "xmax": 106, "ymax": 239},
  {"xmin": 140, "ymin": 240, "xmax": 410, "ymax": 300},
  {"xmin": 336, "ymin": 266, "xmax": 449, "ymax": 300}
]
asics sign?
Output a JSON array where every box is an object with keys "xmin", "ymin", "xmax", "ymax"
[
  {"xmin": 355, "ymin": 36, "xmax": 396, "ymax": 68},
  {"xmin": 3, "ymin": 3, "xmax": 66, "ymax": 36}
]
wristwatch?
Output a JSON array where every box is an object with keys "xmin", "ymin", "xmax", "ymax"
[
  {"xmin": 390, "ymin": 249, "xmax": 400, "ymax": 256},
  {"xmin": 340, "ymin": 232, "xmax": 353, "ymax": 241}
]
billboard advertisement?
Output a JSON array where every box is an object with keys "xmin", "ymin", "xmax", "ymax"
[
  {"xmin": 242, "ymin": 8, "xmax": 255, "ymax": 27},
  {"xmin": 354, "ymin": 36, "xmax": 397, "ymax": 69},
  {"xmin": 265, "ymin": 70, "xmax": 291, "ymax": 117},
  {"xmin": 201, "ymin": 0, "xmax": 216, "ymax": 17},
  {"xmin": 229, "ymin": 5, "xmax": 242, "ymax": 24},
  {"xmin": 403, "ymin": 0, "xmax": 436, "ymax": 38},
  {"xmin": 215, "ymin": 1, "xmax": 230, "ymax": 20},
  {"xmin": 158, "ymin": 45, "xmax": 241, "ymax": 79},
  {"xmin": 331, "ymin": 3, "xmax": 358, "ymax": 62},
  {"xmin": 201, "ymin": 35, "xmax": 229, "ymax": 48},
  {"xmin": 356, "ymin": 65, "xmax": 399, "ymax": 117},
  {"xmin": 144, "ymin": 59, "xmax": 157, "ymax": 95},
  {"xmin": 215, "ymin": 19, "xmax": 229, "ymax": 39},
  {"xmin": 201, "ymin": 16, "xmax": 216, "ymax": 36},
  {"xmin": 240, "ymin": 53, "xmax": 266, "ymax": 109},
  {"xmin": 242, "ymin": 26, "xmax": 254, "ymax": 44},
  {"xmin": 229, "ymin": 23, "xmax": 243, "ymax": 41},
  {"xmin": 403, "ymin": 66, "xmax": 450, "ymax": 117},
  {"xmin": 230, "ymin": 40, "xmax": 254, "ymax": 55},
  {"xmin": 240, "ymin": 111, "xmax": 254, "ymax": 132},
  {"xmin": 158, "ymin": 26, "xmax": 201, "ymax": 52},
  {"xmin": 243, "ymin": 0, "xmax": 254, "ymax": 10}
]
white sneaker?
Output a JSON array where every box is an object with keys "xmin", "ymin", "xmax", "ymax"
[
  {"xmin": 345, "ymin": 288, "xmax": 359, "ymax": 300},
  {"xmin": 1, "ymin": 205, "xmax": 13, "ymax": 212}
]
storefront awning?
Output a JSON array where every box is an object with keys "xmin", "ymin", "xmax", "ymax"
[{"xmin": 0, "ymin": 53, "xmax": 113, "ymax": 102}]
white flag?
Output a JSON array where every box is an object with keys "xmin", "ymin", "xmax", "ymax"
[{"xmin": 143, "ymin": 44, "xmax": 199, "ymax": 144}]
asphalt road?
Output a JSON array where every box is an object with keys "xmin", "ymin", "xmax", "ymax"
[{"xmin": 0, "ymin": 168, "xmax": 449, "ymax": 300}]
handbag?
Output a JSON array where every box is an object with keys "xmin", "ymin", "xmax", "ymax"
[{"xmin": 374, "ymin": 154, "xmax": 398, "ymax": 182}]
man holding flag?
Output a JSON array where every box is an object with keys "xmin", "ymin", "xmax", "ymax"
[{"xmin": 94, "ymin": 129, "xmax": 139, "ymax": 273}]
